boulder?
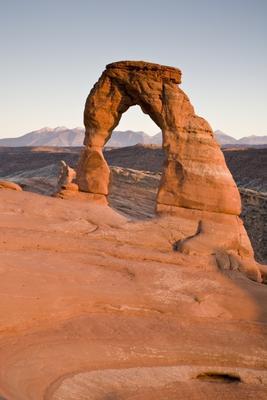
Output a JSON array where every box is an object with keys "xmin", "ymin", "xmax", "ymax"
[{"xmin": 57, "ymin": 160, "xmax": 76, "ymax": 190}]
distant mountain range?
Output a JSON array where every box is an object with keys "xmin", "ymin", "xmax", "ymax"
[
  {"xmin": 214, "ymin": 130, "xmax": 267, "ymax": 146},
  {"xmin": 0, "ymin": 127, "xmax": 84, "ymax": 147},
  {"xmin": 0, "ymin": 127, "xmax": 266, "ymax": 147}
]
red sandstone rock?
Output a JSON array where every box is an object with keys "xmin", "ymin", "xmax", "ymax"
[
  {"xmin": 73, "ymin": 61, "xmax": 262, "ymax": 281},
  {"xmin": 57, "ymin": 160, "xmax": 76, "ymax": 190},
  {"xmin": 76, "ymin": 61, "xmax": 241, "ymax": 215},
  {"xmin": 0, "ymin": 180, "xmax": 22, "ymax": 191},
  {"xmin": 76, "ymin": 147, "xmax": 110, "ymax": 195},
  {"xmin": 0, "ymin": 189, "xmax": 266, "ymax": 399}
]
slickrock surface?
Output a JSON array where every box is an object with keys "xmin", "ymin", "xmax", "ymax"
[
  {"xmin": 77, "ymin": 61, "xmax": 241, "ymax": 215},
  {"xmin": 0, "ymin": 189, "xmax": 267, "ymax": 399}
]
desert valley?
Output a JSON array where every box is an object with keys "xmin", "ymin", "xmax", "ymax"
[{"xmin": 0, "ymin": 144, "xmax": 266, "ymax": 263}]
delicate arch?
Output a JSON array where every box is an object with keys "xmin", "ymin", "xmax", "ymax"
[{"xmin": 76, "ymin": 61, "xmax": 241, "ymax": 215}]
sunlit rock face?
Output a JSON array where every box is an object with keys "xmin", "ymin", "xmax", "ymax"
[
  {"xmin": 76, "ymin": 60, "xmax": 241, "ymax": 215},
  {"xmin": 74, "ymin": 61, "xmax": 263, "ymax": 282}
]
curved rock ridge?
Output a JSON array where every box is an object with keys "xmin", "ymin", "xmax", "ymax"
[
  {"xmin": 0, "ymin": 180, "xmax": 22, "ymax": 191},
  {"xmin": 49, "ymin": 365, "xmax": 267, "ymax": 400},
  {"xmin": 76, "ymin": 60, "xmax": 241, "ymax": 215}
]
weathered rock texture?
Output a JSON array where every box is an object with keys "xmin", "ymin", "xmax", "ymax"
[
  {"xmin": 0, "ymin": 189, "xmax": 267, "ymax": 399},
  {"xmin": 76, "ymin": 61, "xmax": 241, "ymax": 215},
  {"xmin": 57, "ymin": 160, "xmax": 76, "ymax": 190}
]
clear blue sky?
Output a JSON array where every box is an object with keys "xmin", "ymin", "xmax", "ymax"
[{"xmin": 1, "ymin": 0, "xmax": 266, "ymax": 138}]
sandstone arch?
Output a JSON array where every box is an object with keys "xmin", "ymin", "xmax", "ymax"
[{"xmin": 76, "ymin": 61, "xmax": 241, "ymax": 215}]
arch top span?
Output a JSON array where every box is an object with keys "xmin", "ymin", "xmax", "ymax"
[
  {"xmin": 77, "ymin": 60, "xmax": 241, "ymax": 216},
  {"xmin": 106, "ymin": 60, "xmax": 182, "ymax": 84}
]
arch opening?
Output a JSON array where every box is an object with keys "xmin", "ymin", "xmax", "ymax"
[
  {"xmin": 104, "ymin": 105, "xmax": 164, "ymax": 219},
  {"xmin": 105, "ymin": 104, "xmax": 161, "ymax": 148},
  {"xmin": 114, "ymin": 104, "xmax": 160, "ymax": 137}
]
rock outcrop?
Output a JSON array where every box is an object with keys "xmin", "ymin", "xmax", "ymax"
[
  {"xmin": 75, "ymin": 61, "xmax": 264, "ymax": 281},
  {"xmin": 55, "ymin": 160, "xmax": 108, "ymax": 204},
  {"xmin": 76, "ymin": 61, "xmax": 240, "ymax": 215},
  {"xmin": 57, "ymin": 160, "xmax": 76, "ymax": 190},
  {"xmin": 0, "ymin": 180, "xmax": 22, "ymax": 191}
]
